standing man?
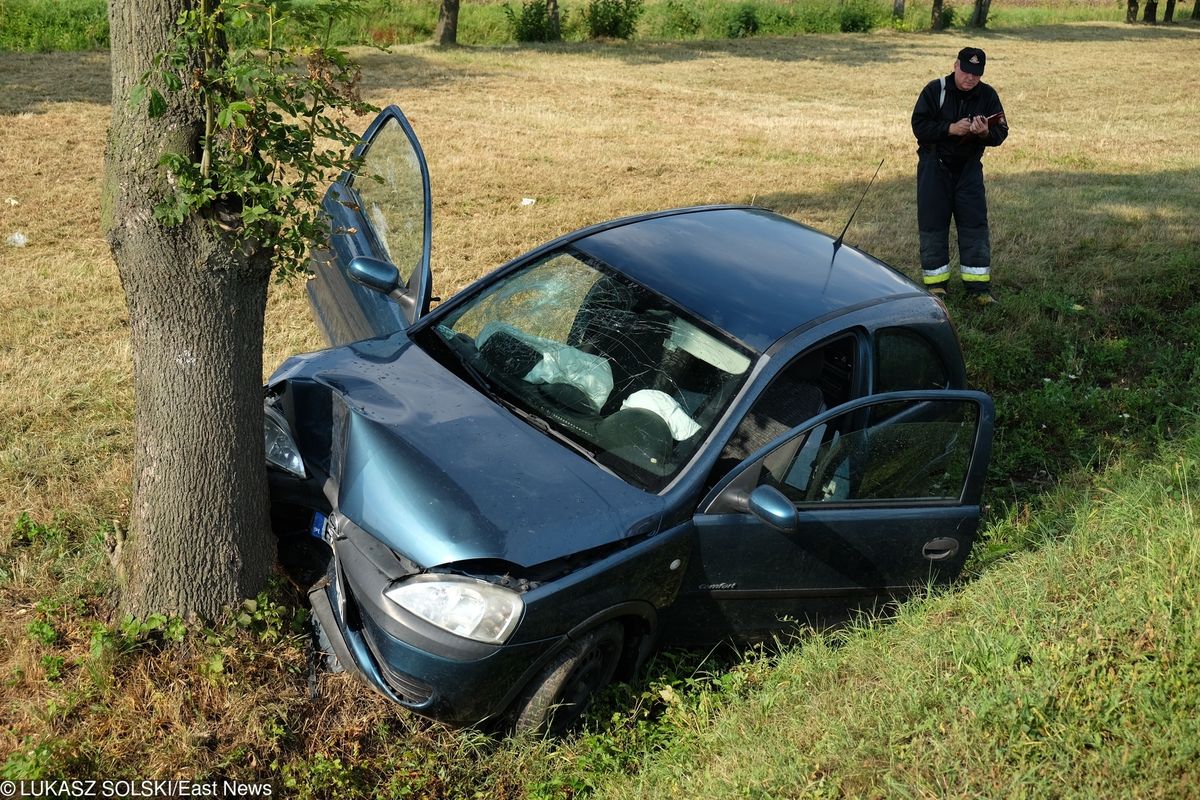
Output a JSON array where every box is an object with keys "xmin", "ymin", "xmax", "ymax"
[{"xmin": 912, "ymin": 46, "xmax": 1008, "ymax": 305}]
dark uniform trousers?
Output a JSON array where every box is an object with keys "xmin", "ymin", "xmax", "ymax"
[{"xmin": 917, "ymin": 151, "xmax": 991, "ymax": 292}]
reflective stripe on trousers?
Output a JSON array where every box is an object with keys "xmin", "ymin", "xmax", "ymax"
[{"xmin": 923, "ymin": 264, "xmax": 950, "ymax": 285}]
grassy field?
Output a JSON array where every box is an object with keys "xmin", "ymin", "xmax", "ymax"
[{"xmin": 1, "ymin": 20, "xmax": 1199, "ymax": 797}]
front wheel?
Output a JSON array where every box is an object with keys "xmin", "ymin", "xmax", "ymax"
[{"xmin": 511, "ymin": 622, "xmax": 623, "ymax": 737}]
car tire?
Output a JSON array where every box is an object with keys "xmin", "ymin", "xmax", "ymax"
[{"xmin": 511, "ymin": 621, "xmax": 624, "ymax": 738}]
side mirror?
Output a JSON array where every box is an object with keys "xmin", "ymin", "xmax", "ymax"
[
  {"xmin": 746, "ymin": 485, "xmax": 799, "ymax": 532},
  {"xmin": 348, "ymin": 256, "xmax": 401, "ymax": 295}
]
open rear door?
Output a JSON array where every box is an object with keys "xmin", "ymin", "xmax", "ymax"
[{"xmin": 308, "ymin": 105, "xmax": 433, "ymax": 346}]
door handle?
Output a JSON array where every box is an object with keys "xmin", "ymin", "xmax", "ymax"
[{"xmin": 922, "ymin": 537, "xmax": 959, "ymax": 561}]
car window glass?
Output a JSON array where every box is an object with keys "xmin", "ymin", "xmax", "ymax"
[
  {"xmin": 875, "ymin": 328, "xmax": 947, "ymax": 392},
  {"xmin": 764, "ymin": 398, "xmax": 978, "ymax": 503},
  {"xmin": 712, "ymin": 335, "xmax": 856, "ymax": 485},
  {"xmin": 420, "ymin": 250, "xmax": 756, "ymax": 492},
  {"xmin": 452, "ymin": 252, "xmax": 600, "ymax": 343},
  {"xmin": 353, "ymin": 117, "xmax": 424, "ymax": 286}
]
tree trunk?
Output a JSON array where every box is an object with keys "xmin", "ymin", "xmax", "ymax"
[
  {"xmin": 546, "ymin": 0, "xmax": 561, "ymax": 38},
  {"xmin": 1163, "ymin": 0, "xmax": 1175, "ymax": 21},
  {"xmin": 1193, "ymin": 0, "xmax": 1199, "ymax": 20},
  {"xmin": 931, "ymin": 0, "xmax": 945, "ymax": 29},
  {"xmin": 969, "ymin": 0, "xmax": 991, "ymax": 27},
  {"xmin": 892, "ymin": 0, "xmax": 905, "ymax": 20},
  {"xmin": 106, "ymin": 0, "xmax": 275, "ymax": 619},
  {"xmin": 1127, "ymin": 0, "xmax": 1139, "ymax": 22},
  {"xmin": 1142, "ymin": 0, "xmax": 1158, "ymax": 21},
  {"xmin": 434, "ymin": 0, "xmax": 460, "ymax": 46}
]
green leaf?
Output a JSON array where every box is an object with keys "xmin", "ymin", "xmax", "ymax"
[{"xmin": 147, "ymin": 89, "xmax": 167, "ymax": 118}]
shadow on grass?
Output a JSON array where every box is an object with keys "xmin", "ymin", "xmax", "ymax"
[
  {"xmin": 0, "ymin": 51, "xmax": 112, "ymax": 113},
  {"xmin": 5, "ymin": 22, "xmax": 1196, "ymax": 110},
  {"xmin": 0, "ymin": 48, "xmax": 470, "ymax": 115}
]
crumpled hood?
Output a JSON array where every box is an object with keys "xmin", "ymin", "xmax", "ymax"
[{"xmin": 270, "ymin": 334, "xmax": 663, "ymax": 569}]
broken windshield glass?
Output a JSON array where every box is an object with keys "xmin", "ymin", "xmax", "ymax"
[{"xmin": 418, "ymin": 249, "xmax": 755, "ymax": 491}]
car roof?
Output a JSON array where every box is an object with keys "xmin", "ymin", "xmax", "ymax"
[{"xmin": 572, "ymin": 206, "xmax": 923, "ymax": 353}]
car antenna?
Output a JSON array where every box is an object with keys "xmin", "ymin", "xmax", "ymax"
[{"xmin": 830, "ymin": 157, "xmax": 884, "ymax": 262}]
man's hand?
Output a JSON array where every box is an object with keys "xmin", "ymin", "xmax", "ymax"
[
  {"xmin": 948, "ymin": 117, "xmax": 973, "ymax": 136},
  {"xmin": 969, "ymin": 115, "xmax": 989, "ymax": 136}
]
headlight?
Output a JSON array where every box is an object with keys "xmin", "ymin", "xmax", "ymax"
[
  {"xmin": 384, "ymin": 575, "xmax": 523, "ymax": 644},
  {"xmin": 264, "ymin": 406, "xmax": 306, "ymax": 478}
]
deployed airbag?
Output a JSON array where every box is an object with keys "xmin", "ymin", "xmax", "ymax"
[
  {"xmin": 476, "ymin": 322, "xmax": 614, "ymax": 412},
  {"xmin": 621, "ymin": 389, "xmax": 701, "ymax": 441}
]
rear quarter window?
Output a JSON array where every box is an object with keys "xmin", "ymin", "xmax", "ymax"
[{"xmin": 874, "ymin": 328, "xmax": 948, "ymax": 392}]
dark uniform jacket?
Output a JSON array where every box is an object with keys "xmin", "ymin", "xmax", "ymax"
[{"xmin": 911, "ymin": 75, "xmax": 1007, "ymax": 170}]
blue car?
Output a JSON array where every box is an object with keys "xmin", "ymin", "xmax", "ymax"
[{"xmin": 264, "ymin": 106, "xmax": 994, "ymax": 735}]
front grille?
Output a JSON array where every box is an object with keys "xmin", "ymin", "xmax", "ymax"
[{"xmin": 378, "ymin": 661, "xmax": 434, "ymax": 704}]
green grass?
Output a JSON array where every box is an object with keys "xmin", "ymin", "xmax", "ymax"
[{"xmin": 0, "ymin": 0, "xmax": 109, "ymax": 51}]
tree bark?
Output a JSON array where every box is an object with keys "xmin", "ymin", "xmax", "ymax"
[
  {"xmin": 1126, "ymin": 0, "xmax": 1139, "ymax": 22},
  {"xmin": 1193, "ymin": 0, "xmax": 1199, "ymax": 20},
  {"xmin": 930, "ymin": 0, "xmax": 945, "ymax": 30},
  {"xmin": 106, "ymin": 0, "xmax": 275, "ymax": 619},
  {"xmin": 892, "ymin": 0, "xmax": 905, "ymax": 20},
  {"xmin": 546, "ymin": 0, "xmax": 561, "ymax": 38},
  {"xmin": 969, "ymin": 0, "xmax": 991, "ymax": 27},
  {"xmin": 1142, "ymin": 0, "xmax": 1158, "ymax": 21},
  {"xmin": 1163, "ymin": 0, "xmax": 1175, "ymax": 21},
  {"xmin": 434, "ymin": 0, "xmax": 460, "ymax": 46}
]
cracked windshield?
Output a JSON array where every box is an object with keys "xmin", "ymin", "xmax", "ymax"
[{"xmin": 420, "ymin": 251, "xmax": 754, "ymax": 490}]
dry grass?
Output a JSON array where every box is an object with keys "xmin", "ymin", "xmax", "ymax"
[{"xmin": 1, "ymin": 21, "xmax": 1199, "ymax": 789}]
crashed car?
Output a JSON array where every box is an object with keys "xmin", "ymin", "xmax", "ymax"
[{"xmin": 264, "ymin": 105, "xmax": 994, "ymax": 735}]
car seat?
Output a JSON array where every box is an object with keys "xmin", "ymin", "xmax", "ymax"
[{"xmin": 716, "ymin": 350, "xmax": 827, "ymax": 471}]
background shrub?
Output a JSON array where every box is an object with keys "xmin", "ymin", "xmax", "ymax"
[
  {"xmin": 642, "ymin": 0, "xmax": 704, "ymax": 37},
  {"xmin": 721, "ymin": 2, "xmax": 761, "ymax": 36},
  {"xmin": 582, "ymin": 0, "xmax": 645, "ymax": 38},
  {"xmin": 838, "ymin": 0, "xmax": 878, "ymax": 31},
  {"xmin": 937, "ymin": 1, "xmax": 958, "ymax": 27},
  {"xmin": 504, "ymin": 0, "xmax": 563, "ymax": 41}
]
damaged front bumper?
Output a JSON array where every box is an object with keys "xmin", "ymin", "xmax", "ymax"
[{"xmin": 306, "ymin": 513, "xmax": 565, "ymax": 725}]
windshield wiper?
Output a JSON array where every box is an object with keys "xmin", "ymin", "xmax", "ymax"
[{"xmin": 435, "ymin": 327, "xmax": 504, "ymax": 402}]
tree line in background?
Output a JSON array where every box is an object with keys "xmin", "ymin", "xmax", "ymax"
[
  {"xmin": 1125, "ymin": 0, "xmax": 1195, "ymax": 22},
  {"xmin": 5, "ymin": 0, "xmax": 1194, "ymax": 52},
  {"xmin": 434, "ymin": 0, "xmax": 1193, "ymax": 44}
]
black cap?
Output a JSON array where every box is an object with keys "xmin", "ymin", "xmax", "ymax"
[{"xmin": 958, "ymin": 47, "xmax": 986, "ymax": 75}]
